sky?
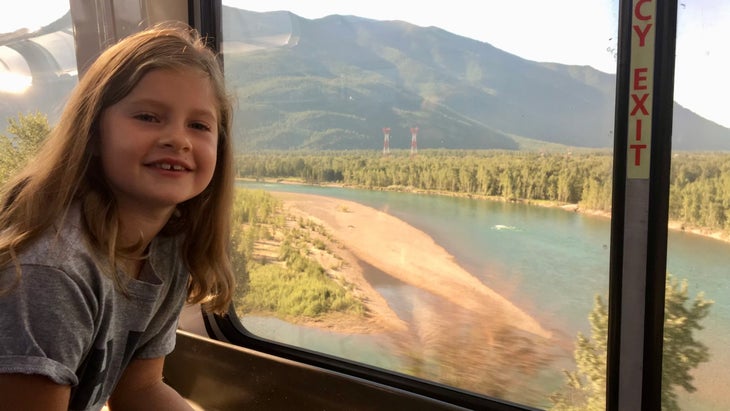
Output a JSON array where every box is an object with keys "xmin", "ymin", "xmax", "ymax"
[{"xmin": 3, "ymin": 0, "xmax": 729, "ymax": 128}]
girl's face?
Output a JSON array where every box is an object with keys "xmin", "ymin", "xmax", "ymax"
[{"xmin": 98, "ymin": 68, "xmax": 219, "ymax": 217}]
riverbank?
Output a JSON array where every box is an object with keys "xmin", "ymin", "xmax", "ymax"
[
  {"xmin": 272, "ymin": 191, "xmax": 553, "ymax": 341},
  {"xmin": 271, "ymin": 190, "xmax": 563, "ymax": 401}
]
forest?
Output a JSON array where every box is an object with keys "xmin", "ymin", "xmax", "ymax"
[{"xmin": 236, "ymin": 150, "xmax": 730, "ymax": 235}]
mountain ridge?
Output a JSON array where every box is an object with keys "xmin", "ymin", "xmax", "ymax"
[
  {"xmin": 222, "ymin": 6, "xmax": 729, "ymax": 151},
  {"xmin": 1, "ymin": 7, "xmax": 728, "ymax": 151}
]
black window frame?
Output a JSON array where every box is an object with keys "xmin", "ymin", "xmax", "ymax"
[{"xmin": 188, "ymin": 1, "xmax": 680, "ymax": 409}]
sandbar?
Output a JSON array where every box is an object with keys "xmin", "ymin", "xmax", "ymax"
[{"xmin": 272, "ymin": 191, "xmax": 552, "ymax": 340}]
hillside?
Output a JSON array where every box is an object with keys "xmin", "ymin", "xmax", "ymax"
[{"xmin": 221, "ymin": 6, "xmax": 730, "ymax": 151}]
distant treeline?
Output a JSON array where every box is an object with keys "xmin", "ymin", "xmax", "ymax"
[{"xmin": 236, "ymin": 150, "xmax": 730, "ymax": 233}]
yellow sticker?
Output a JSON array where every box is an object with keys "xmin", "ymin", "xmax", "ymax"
[{"xmin": 627, "ymin": 0, "xmax": 656, "ymax": 179}]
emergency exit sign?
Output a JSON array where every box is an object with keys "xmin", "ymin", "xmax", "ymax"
[{"xmin": 627, "ymin": 0, "xmax": 656, "ymax": 179}]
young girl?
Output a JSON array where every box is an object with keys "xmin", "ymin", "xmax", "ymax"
[{"xmin": 0, "ymin": 23, "xmax": 235, "ymax": 410}]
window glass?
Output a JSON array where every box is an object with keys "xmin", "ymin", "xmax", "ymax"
[
  {"xmin": 222, "ymin": 1, "xmax": 618, "ymax": 408},
  {"xmin": 665, "ymin": 3, "xmax": 730, "ymax": 411},
  {"xmin": 0, "ymin": 1, "xmax": 75, "ymax": 178}
]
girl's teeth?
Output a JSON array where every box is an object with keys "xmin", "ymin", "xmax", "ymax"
[{"xmin": 156, "ymin": 163, "xmax": 185, "ymax": 171}]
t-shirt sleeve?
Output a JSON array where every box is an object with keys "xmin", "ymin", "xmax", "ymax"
[{"xmin": 0, "ymin": 265, "xmax": 95, "ymax": 386}]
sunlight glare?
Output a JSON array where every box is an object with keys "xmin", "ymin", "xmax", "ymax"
[{"xmin": 0, "ymin": 71, "xmax": 32, "ymax": 94}]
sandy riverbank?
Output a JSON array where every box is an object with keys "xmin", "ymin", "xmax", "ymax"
[
  {"xmin": 269, "ymin": 191, "xmax": 563, "ymax": 401},
  {"xmin": 272, "ymin": 191, "xmax": 553, "ymax": 341}
]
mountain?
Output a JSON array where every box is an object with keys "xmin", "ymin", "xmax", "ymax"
[
  {"xmin": 2, "ymin": 7, "xmax": 729, "ymax": 151},
  {"xmin": 222, "ymin": 6, "xmax": 730, "ymax": 151}
]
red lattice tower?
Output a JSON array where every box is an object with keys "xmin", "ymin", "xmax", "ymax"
[
  {"xmin": 410, "ymin": 127, "xmax": 419, "ymax": 157},
  {"xmin": 382, "ymin": 127, "xmax": 391, "ymax": 155}
]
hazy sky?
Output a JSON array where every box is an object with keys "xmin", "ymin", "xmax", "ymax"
[
  {"xmin": 231, "ymin": 0, "xmax": 622, "ymax": 73},
  {"xmin": 4, "ymin": 1, "xmax": 729, "ymax": 128}
]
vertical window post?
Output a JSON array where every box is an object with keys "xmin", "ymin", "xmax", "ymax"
[{"xmin": 607, "ymin": 0, "xmax": 678, "ymax": 410}]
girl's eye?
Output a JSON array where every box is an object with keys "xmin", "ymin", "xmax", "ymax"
[
  {"xmin": 190, "ymin": 122, "xmax": 212, "ymax": 132},
  {"xmin": 134, "ymin": 113, "xmax": 158, "ymax": 122}
]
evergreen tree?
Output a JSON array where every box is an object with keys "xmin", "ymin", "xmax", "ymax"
[{"xmin": 550, "ymin": 274, "xmax": 713, "ymax": 411}]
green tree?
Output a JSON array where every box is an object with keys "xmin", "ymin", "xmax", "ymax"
[
  {"xmin": 0, "ymin": 112, "xmax": 50, "ymax": 183},
  {"xmin": 550, "ymin": 274, "xmax": 713, "ymax": 411}
]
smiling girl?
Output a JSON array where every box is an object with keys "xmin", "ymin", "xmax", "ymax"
[{"xmin": 0, "ymin": 24, "xmax": 235, "ymax": 410}]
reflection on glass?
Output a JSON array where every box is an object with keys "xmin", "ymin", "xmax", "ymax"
[
  {"xmin": 0, "ymin": 7, "xmax": 75, "ymax": 187},
  {"xmin": 0, "ymin": 8, "xmax": 76, "ymax": 123},
  {"xmin": 222, "ymin": 1, "xmax": 619, "ymax": 408}
]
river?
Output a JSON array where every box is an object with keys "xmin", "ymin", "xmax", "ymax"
[{"xmin": 237, "ymin": 182, "xmax": 729, "ymax": 410}]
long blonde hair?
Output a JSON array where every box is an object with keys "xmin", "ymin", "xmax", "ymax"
[{"xmin": 0, "ymin": 23, "xmax": 235, "ymax": 314}]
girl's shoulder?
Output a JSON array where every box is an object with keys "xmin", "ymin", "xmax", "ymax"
[
  {"xmin": 25, "ymin": 212, "xmax": 82, "ymax": 247},
  {"xmin": 17, "ymin": 206, "xmax": 95, "ymax": 273}
]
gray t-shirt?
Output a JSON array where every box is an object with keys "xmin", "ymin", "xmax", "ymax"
[{"xmin": 0, "ymin": 207, "xmax": 189, "ymax": 411}]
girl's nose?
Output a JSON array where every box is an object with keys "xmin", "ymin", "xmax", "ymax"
[{"xmin": 158, "ymin": 126, "xmax": 192, "ymax": 151}]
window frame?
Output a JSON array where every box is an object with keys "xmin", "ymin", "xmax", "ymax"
[
  {"xmin": 607, "ymin": 1, "xmax": 677, "ymax": 410},
  {"xmin": 64, "ymin": 0, "xmax": 682, "ymax": 409}
]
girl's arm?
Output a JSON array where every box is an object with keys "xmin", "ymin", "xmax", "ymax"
[
  {"xmin": 108, "ymin": 357, "xmax": 193, "ymax": 411},
  {"xmin": 0, "ymin": 373, "xmax": 70, "ymax": 410}
]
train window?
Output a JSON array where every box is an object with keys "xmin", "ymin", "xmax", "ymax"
[
  {"xmin": 220, "ymin": 1, "xmax": 620, "ymax": 408},
  {"xmin": 664, "ymin": 3, "xmax": 730, "ymax": 411},
  {"xmin": 0, "ymin": 2, "xmax": 75, "ymax": 129}
]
